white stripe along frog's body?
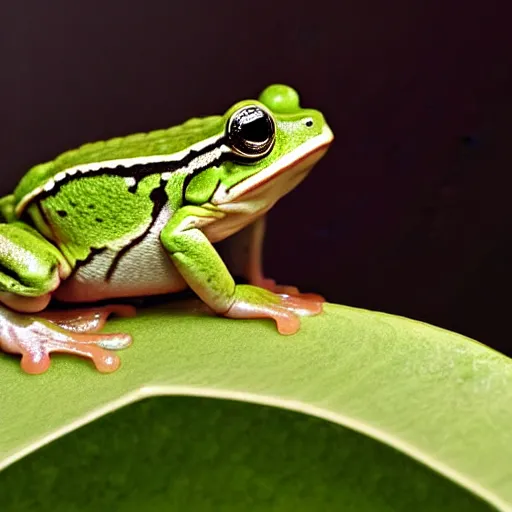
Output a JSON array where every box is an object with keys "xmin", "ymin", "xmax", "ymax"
[{"xmin": 0, "ymin": 84, "xmax": 333, "ymax": 374}]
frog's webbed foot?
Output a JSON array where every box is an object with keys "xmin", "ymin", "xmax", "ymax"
[
  {"xmin": 0, "ymin": 305, "xmax": 134, "ymax": 374},
  {"xmin": 225, "ymin": 285, "xmax": 324, "ymax": 335},
  {"xmin": 250, "ymin": 276, "xmax": 325, "ymax": 303}
]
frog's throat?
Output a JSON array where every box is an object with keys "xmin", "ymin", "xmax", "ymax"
[{"xmin": 211, "ymin": 125, "xmax": 334, "ymax": 205}]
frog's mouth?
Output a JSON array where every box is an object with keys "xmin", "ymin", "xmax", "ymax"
[{"xmin": 211, "ymin": 124, "xmax": 334, "ymax": 207}]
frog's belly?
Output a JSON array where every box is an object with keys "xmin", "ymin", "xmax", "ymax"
[{"xmin": 54, "ymin": 208, "xmax": 188, "ymax": 303}]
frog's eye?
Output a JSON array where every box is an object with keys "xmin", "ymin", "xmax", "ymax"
[{"xmin": 226, "ymin": 106, "xmax": 276, "ymax": 159}]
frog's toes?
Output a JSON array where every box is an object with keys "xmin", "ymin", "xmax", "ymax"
[
  {"xmin": 278, "ymin": 294, "xmax": 324, "ymax": 317},
  {"xmin": 22, "ymin": 322, "xmax": 131, "ymax": 374},
  {"xmin": 0, "ymin": 309, "xmax": 132, "ymax": 374},
  {"xmin": 40, "ymin": 304, "xmax": 136, "ymax": 334},
  {"xmin": 225, "ymin": 284, "xmax": 324, "ymax": 335}
]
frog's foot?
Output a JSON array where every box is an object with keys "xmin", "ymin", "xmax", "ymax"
[
  {"xmin": 251, "ymin": 276, "xmax": 325, "ymax": 303},
  {"xmin": 225, "ymin": 284, "xmax": 323, "ymax": 335},
  {"xmin": 40, "ymin": 304, "xmax": 136, "ymax": 335},
  {"xmin": 0, "ymin": 306, "xmax": 133, "ymax": 374}
]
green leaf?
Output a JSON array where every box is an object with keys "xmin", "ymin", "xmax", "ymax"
[{"xmin": 0, "ymin": 302, "xmax": 511, "ymax": 511}]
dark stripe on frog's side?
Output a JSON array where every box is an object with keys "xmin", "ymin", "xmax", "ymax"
[
  {"xmin": 29, "ymin": 138, "xmax": 234, "ymax": 284},
  {"xmin": 105, "ymin": 180, "xmax": 169, "ymax": 281},
  {"xmin": 36, "ymin": 203, "xmax": 53, "ymax": 232},
  {"xmin": 67, "ymin": 183, "xmax": 168, "ymax": 282},
  {"xmin": 22, "ymin": 203, "xmax": 61, "ymax": 244},
  {"xmin": 25, "ymin": 137, "xmax": 228, "ymax": 210},
  {"xmin": 68, "ymin": 247, "xmax": 108, "ymax": 279}
]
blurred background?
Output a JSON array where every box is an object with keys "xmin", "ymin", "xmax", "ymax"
[{"xmin": 1, "ymin": 0, "xmax": 510, "ymax": 355}]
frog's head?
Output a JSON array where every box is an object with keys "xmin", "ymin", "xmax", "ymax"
[{"xmin": 212, "ymin": 84, "xmax": 333, "ymax": 210}]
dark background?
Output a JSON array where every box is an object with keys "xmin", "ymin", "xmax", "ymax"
[{"xmin": 1, "ymin": 0, "xmax": 510, "ymax": 355}]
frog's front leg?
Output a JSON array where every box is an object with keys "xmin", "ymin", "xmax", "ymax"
[
  {"xmin": 161, "ymin": 206, "xmax": 323, "ymax": 334},
  {"xmin": 0, "ymin": 222, "xmax": 132, "ymax": 373},
  {"xmin": 217, "ymin": 216, "xmax": 325, "ymax": 302}
]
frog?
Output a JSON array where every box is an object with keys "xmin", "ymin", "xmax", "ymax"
[{"xmin": 0, "ymin": 84, "xmax": 333, "ymax": 374}]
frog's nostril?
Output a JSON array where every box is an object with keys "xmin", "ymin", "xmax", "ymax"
[{"xmin": 305, "ymin": 120, "xmax": 313, "ymax": 127}]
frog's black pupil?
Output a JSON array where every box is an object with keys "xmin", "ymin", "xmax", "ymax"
[
  {"xmin": 227, "ymin": 106, "xmax": 275, "ymax": 157},
  {"xmin": 238, "ymin": 109, "xmax": 272, "ymax": 143}
]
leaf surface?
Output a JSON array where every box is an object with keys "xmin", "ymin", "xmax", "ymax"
[{"xmin": 1, "ymin": 302, "xmax": 511, "ymax": 510}]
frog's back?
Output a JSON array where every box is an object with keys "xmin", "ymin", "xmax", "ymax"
[{"xmin": 14, "ymin": 115, "xmax": 224, "ymax": 205}]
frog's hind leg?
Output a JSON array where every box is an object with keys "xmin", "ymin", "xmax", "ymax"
[
  {"xmin": 0, "ymin": 221, "xmax": 70, "ymax": 304},
  {"xmin": 0, "ymin": 222, "xmax": 133, "ymax": 374}
]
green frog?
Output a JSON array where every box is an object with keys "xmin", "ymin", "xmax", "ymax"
[{"xmin": 0, "ymin": 84, "xmax": 333, "ymax": 374}]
